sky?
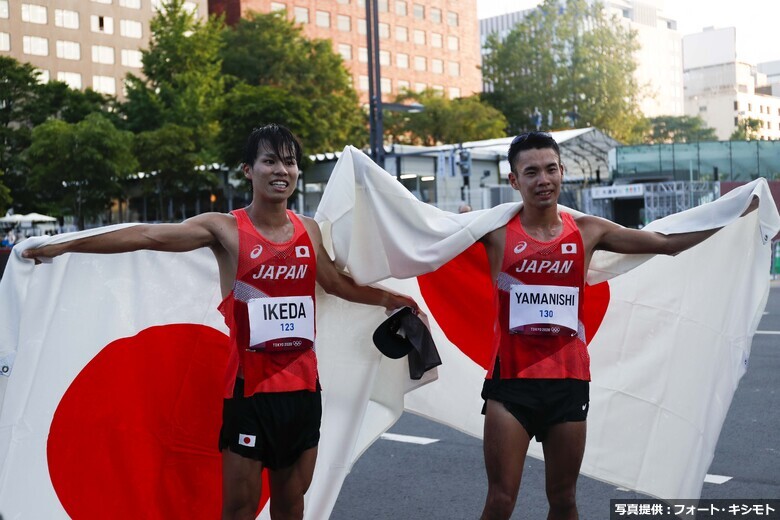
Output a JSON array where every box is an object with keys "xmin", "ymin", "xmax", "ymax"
[{"xmin": 476, "ymin": 0, "xmax": 780, "ymax": 66}]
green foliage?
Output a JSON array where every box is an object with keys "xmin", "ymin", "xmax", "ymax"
[
  {"xmin": 134, "ymin": 123, "xmax": 214, "ymax": 221},
  {"xmin": 24, "ymin": 114, "xmax": 137, "ymax": 229},
  {"xmin": 220, "ymin": 11, "xmax": 365, "ymax": 153},
  {"xmin": 481, "ymin": 0, "xmax": 643, "ymax": 142},
  {"xmin": 730, "ymin": 117, "xmax": 761, "ymax": 141},
  {"xmin": 642, "ymin": 115, "xmax": 718, "ymax": 143},
  {"xmin": 385, "ymin": 89, "xmax": 508, "ymax": 146},
  {"xmin": 122, "ymin": 0, "xmax": 225, "ymax": 162},
  {"xmin": 0, "ymin": 57, "xmax": 114, "ymax": 213},
  {"xmin": 219, "ymin": 84, "xmax": 313, "ymax": 169}
]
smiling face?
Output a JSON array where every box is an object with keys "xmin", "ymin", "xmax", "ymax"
[
  {"xmin": 243, "ymin": 143, "xmax": 299, "ymax": 203},
  {"xmin": 508, "ymin": 147, "xmax": 564, "ymax": 210}
]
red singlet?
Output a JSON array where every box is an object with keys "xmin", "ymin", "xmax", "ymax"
[
  {"xmin": 219, "ymin": 209, "xmax": 319, "ymax": 397},
  {"xmin": 487, "ymin": 211, "xmax": 590, "ymax": 381}
]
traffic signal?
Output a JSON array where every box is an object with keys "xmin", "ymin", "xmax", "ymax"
[{"xmin": 458, "ymin": 149, "xmax": 472, "ymax": 176}]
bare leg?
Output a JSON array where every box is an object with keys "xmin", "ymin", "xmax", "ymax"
[
  {"xmin": 480, "ymin": 399, "xmax": 532, "ymax": 520},
  {"xmin": 221, "ymin": 449, "xmax": 263, "ymax": 520},
  {"xmin": 268, "ymin": 446, "xmax": 318, "ymax": 520},
  {"xmin": 542, "ymin": 421, "xmax": 586, "ymax": 520}
]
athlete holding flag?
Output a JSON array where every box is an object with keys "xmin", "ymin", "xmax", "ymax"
[
  {"xmin": 478, "ymin": 131, "xmax": 756, "ymax": 520},
  {"xmin": 23, "ymin": 124, "xmax": 416, "ymax": 520}
]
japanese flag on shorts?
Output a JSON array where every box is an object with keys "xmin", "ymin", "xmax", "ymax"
[{"xmin": 0, "ymin": 146, "xmax": 778, "ymax": 519}]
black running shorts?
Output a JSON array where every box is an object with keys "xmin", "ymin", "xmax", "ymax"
[
  {"xmin": 481, "ymin": 378, "xmax": 589, "ymax": 442},
  {"xmin": 219, "ymin": 378, "xmax": 322, "ymax": 470}
]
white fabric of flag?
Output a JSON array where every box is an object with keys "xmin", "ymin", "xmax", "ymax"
[{"xmin": 0, "ymin": 146, "xmax": 777, "ymax": 519}]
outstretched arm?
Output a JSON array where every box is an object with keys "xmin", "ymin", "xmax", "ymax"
[
  {"xmin": 21, "ymin": 213, "xmax": 231, "ymax": 261},
  {"xmin": 301, "ymin": 217, "xmax": 418, "ymax": 311}
]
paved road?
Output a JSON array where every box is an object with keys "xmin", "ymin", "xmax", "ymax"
[{"xmin": 330, "ymin": 285, "xmax": 780, "ymax": 519}]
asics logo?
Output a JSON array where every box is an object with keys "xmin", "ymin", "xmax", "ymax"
[
  {"xmin": 250, "ymin": 245, "xmax": 263, "ymax": 259},
  {"xmin": 514, "ymin": 242, "xmax": 527, "ymax": 254}
]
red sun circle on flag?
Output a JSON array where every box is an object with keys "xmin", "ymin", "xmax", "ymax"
[
  {"xmin": 47, "ymin": 324, "xmax": 269, "ymax": 519},
  {"xmin": 418, "ymin": 243, "xmax": 610, "ymax": 368}
]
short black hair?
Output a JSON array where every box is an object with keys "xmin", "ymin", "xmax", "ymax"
[
  {"xmin": 242, "ymin": 124, "xmax": 302, "ymax": 167},
  {"xmin": 507, "ymin": 132, "xmax": 561, "ymax": 173}
]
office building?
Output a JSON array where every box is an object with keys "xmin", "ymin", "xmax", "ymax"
[
  {"xmin": 208, "ymin": 0, "xmax": 482, "ymax": 102},
  {"xmin": 0, "ymin": 0, "xmax": 208, "ymax": 99},
  {"xmin": 683, "ymin": 27, "xmax": 780, "ymax": 141}
]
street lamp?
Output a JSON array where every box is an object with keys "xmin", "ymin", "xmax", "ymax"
[{"xmin": 366, "ymin": 0, "xmax": 384, "ymax": 167}]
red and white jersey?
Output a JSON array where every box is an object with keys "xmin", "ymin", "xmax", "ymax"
[
  {"xmin": 219, "ymin": 208, "xmax": 319, "ymax": 397},
  {"xmin": 488, "ymin": 211, "xmax": 590, "ymax": 381}
]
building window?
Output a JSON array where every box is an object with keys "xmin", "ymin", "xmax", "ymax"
[
  {"xmin": 413, "ymin": 29, "xmax": 425, "ymax": 45},
  {"xmin": 381, "ymin": 77, "xmax": 391, "ymax": 93},
  {"xmin": 119, "ymin": 0, "xmax": 142, "ymax": 8},
  {"xmin": 449, "ymin": 87, "xmax": 460, "ymax": 99},
  {"xmin": 337, "ymin": 15, "xmax": 350, "ymax": 32},
  {"xmin": 432, "ymin": 58, "xmax": 443, "ymax": 74},
  {"xmin": 23, "ymin": 36, "xmax": 48, "ymax": 56},
  {"xmin": 447, "ymin": 11, "xmax": 458, "ymax": 27},
  {"xmin": 56, "ymin": 40, "xmax": 81, "ymax": 60},
  {"xmin": 358, "ymin": 47, "xmax": 368, "ymax": 63},
  {"xmin": 395, "ymin": 0, "xmax": 407, "ymax": 16},
  {"xmin": 55, "ymin": 9, "xmax": 79, "ymax": 29},
  {"xmin": 0, "ymin": 0, "xmax": 8, "ymax": 19},
  {"xmin": 337, "ymin": 0, "xmax": 349, "ymax": 4},
  {"xmin": 397, "ymin": 79, "xmax": 410, "ymax": 92},
  {"xmin": 414, "ymin": 56, "xmax": 426, "ymax": 71},
  {"xmin": 91, "ymin": 15, "xmax": 115, "ymax": 34},
  {"xmin": 37, "ymin": 69, "xmax": 49, "ymax": 82},
  {"xmin": 120, "ymin": 19, "xmax": 143, "ymax": 38},
  {"xmin": 92, "ymin": 0, "xmax": 112, "ymax": 4},
  {"xmin": 413, "ymin": 3, "xmax": 424, "ymax": 19},
  {"xmin": 734, "ymin": 101, "xmax": 738, "ymax": 110},
  {"xmin": 58, "ymin": 71, "xmax": 82, "ymax": 89},
  {"xmin": 379, "ymin": 0, "xmax": 388, "ymax": 12},
  {"xmin": 316, "ymin": 10, "xmax": 330, "ymax": 28},
  {"xmin": 338, "ymin": 43, "xmax": 352, "ymax": 60},
  {"xmin": 22, "ymin": 4, "xmax": 47, "ymax": 24},
  {"xmin": 448, "ymin": 35, "xmax": 459, "ymax": 51},
  {"xmin": 768, "ymin": 122, "xmax": 772, "ymax": 130},
  {"xmin": 432, "ymin": 84, "xmax": 443, "ymax": 94},
  {"xmin": 93, "ymin": 75, "xmax": 116, "ymax": 95},
  {"xmin": 748, "ymin": 103, "xmax": 752, "ymax": 112},
  {"xmin": 270, "ymin": 2, "xmax": 285, "ymax": 11},
  {"xmin": 414, "ymin": 82, "xmax": 426, "ymax": 92},
  {"xmin": 121, "ymin": 49, "xmax": 143, "ymax": 67},
  {"xmin": 182, "ymin": 2, "xmax": 197, "ymax": 14},
  {"xmin": 448, "ymin": 61, "xmax": 460, "ymax": 76},
  {"xmin": 430, "ymin": 7, "xmax": 441, "ymax": 23},
  {"xmin": 734, "ymin": 117, "xmax": 739, "ymax": 126},
  {"xmin": 396, "ymin": 52, "xmax": 409, "ymax": 69},
  {"xmin": 379, "ymin": 50, "xmax": 390, "ymax": 66},
  {"xmin": 92, "ymin": 45, "xmax": 115, "ymax": 64},
  {"xmin": 0, "ymin": 32, "xmax": 9, "ymax": 51},
  {"xmin": 431, "ymin": 32, "xmax": 442, "ymax": 48},
  {"xmin": 358, "ymin": 19, "xmax": 366, "ymax": 35},
  {"xmin": 396, "ymin": 26, "xmax": 408, "ymax": 42},
  {"xmin": 359, "ymin": 75, "xmax": 369, "ymax": 91},
  {"xmin": 379, "ymin": 22, "xmax": 389, "ymax": 39},
  {"xmin": 294, "ymin": 7, "xmax": 308, "ymax": 24}
]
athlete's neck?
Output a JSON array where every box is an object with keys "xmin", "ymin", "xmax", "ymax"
[
  {"xmin": 244, "ymin": 202, "xmax": 291, "ymax": 233},
  {"xmin": 519, "ymin": 206, "xmax": 563, "ymax": 241}
]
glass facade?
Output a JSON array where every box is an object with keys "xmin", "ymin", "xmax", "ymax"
[{"xmin": 612, "ymin": 141, "xmax": 780, "ymax": 182}]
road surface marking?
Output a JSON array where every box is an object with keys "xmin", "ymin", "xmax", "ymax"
[
  {"xmin": 756, "ymin": 330, "xmax": 780, "ymax": 335},
  {"xmin": 380, "ymin": 433, "xmax": 439, "ymax": 445},
  {"xmin": 704, "ymin": 474, "xmax": 732, "ymax": 484}
]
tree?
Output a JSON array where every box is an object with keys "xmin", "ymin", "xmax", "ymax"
[
  {"xmin": 384, "ymin": 89, "xmax": 508, "ymax": 146},
  {"xmin": 24, "ymin": 114, "xmax": 137, "ymax": 229},
  {"xmin": 481, "ymin": 0, "xmax": 643, "ymax": 142},
  {"xmin": 220, "ymin": 11, "xmax": 365, "ymax": 154},
  {"xmin": 642, "ymin": 115, "xmax": 718, "ymax": 143},
  {"xmin": 730, "ymin": 117, "xmax": 761, "ymax": 141},
  {"xmin": 133, "ymin": 123, "xmax": 213, "ymax": 221},
  {"xmin": 0, "ymin": 57, "xmax": 114, "ymax": 213},
  {"xmin": 218, "ymin": 84, "xmax": 313, "ymax": 169},
  {"xmin": 122, "ymin": 0, "xmax": 224, "ymax": 163}
]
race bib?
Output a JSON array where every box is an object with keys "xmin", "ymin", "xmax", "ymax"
[
  {"xmin": 247, "ymin": 295, "xmax": 315, "ymax": 352},
  {"xmin": 509, "ymin": 284, "xmax": 578, "ymax": 336}
]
